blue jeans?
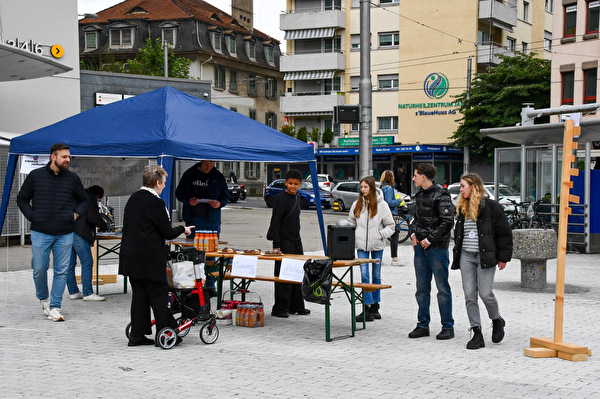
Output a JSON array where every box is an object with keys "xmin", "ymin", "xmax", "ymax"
[
  {"xmin": 67, "ymin": 233, "xmax": 95, "ymax": 297},
  {"xmin": 357, "ymin": 249, "xmax": 383, "ymax": 305},
  {"xmin": 413, "ymin": 244, "xmax": 454, "ymax": 330},
  {"xmin": 191, "ymin": 217, "xmax": 220, "ymax": 289},
  {"xmin": 31, "ymin": 231, "xmax": 73, "ymax": 309}
]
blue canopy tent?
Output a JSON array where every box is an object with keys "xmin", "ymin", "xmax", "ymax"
[{"xmin": 0, "ymin": 86, "xmax": 327, "ymax": 252}]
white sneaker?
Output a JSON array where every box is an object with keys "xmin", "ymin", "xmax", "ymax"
[
  {"xmin": 83, "ymin": 294, "xmax": 105, "ymax": 302},
  {"xmin": 70, "ymin": 292, "xmax": 83, "ymax": 300},
  {"xmin": 41, "ymin": 299, "xmax": 50, "ymax": 316},
  {"xmin": 391, "ymin": 260, "xmax": 403, "ymax": 267},
  {"xmin": 47, "ymin": 308, "xmax": 64, "ymax": 322}
]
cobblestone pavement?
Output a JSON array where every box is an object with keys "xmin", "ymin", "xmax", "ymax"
[{"xmin": 1, "ymin": 206, "xmax": 599, "ymax": 398}]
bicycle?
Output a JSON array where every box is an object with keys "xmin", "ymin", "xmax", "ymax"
[
  {"xmin": 500, "ymin": 198, "xmax": 530, "ymax": 229},
  {"xmin": 527, "ymin": 199, "xmax": 557, "ymax": 231},
  {"xmin": 394, "ymin": 211, "xmax": 412, "ymax": 244}
]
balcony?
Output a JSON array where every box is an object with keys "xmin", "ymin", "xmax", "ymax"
[
  {"xmin": 280, "ymin": 9, "xmax": 345, "ymax": 31},
  {"xmin": 280, "ymin": 51, "xmax": 345, "ymax": 72},
  {"xmin": 479, "ymin": 0, "xmax": 517, "ymax": 32},
  {"xmin": 477, "ymin": 42, "xmax": 515, "ymax": 65},
  {"xmin": 280, "ymin": 91, "xmax": 345, "ymax": 114}
]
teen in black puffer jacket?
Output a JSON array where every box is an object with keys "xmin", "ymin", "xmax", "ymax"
[{"xmin": 409, "ymin": 183, "xmax": 455, "ymax": 249}]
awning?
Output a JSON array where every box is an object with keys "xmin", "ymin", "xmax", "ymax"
[
  {"xmin": 284, "ymin": 70, "xmax": 335, "ymax": 81},
  {"xmin": 0, "ymin": 42, "xmax": 72, "ymax": 82},
  {"xmin": 491, "ymin": 20, "xmax": 514, "ymax": 33},
  {"xmin": 481, "ymin": 119, "xmax": 600, "ymax": 145},
  {"xmin": 284, "ymin": 111, "xmax": 333, "ymax": 116},
  {"xmin": 284, "ymin": 28, "xmax": 335, "ymax": 40}
]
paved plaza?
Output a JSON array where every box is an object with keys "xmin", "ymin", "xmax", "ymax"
[{"xmin": 0, "ymin": 206, "xmax": 599, "ymax": 398}]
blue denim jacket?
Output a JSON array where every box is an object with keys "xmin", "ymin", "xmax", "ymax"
[{"xmin": 381, "ymin": 183, "xmax": 401, "ymax": 215}]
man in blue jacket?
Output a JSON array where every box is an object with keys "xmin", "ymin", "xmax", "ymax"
[
  {"xmin": 17, "ymin": 143, "xmax": 89, "ymax": 322},
  {"xmin": 176, "ymin": 160, "xmax": 229, "ymax": 295}
]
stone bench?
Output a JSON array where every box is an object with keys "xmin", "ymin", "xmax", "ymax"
[{"xmin": 512, "ymin": 229, "xmax": 557, "ymax": 289}]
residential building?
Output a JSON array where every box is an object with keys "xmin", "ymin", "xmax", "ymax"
[
  {"xmin": 79, "ymin": 0, "xmax": 283, "ymax": 193},
  {"xmin": 280, "ymin": 0, "xmax": 553, "ymax": 187}
]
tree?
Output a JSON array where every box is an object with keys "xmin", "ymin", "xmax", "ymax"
[
  {"xmin": 310, "ymin": 127, "xmax": 321, "ymax": 142},
  {"xmin": 296, "ymin": 126, "xmax": 308, "ymax": 142},
  {"xmin": 322, "ymin": 128, "xmax": 334, "ymax": 144},
  {"xmin": 280, "ymin": 125, "xmax": 296, "ymax": 138},
  {"xmin": 451, "ymin": 53, "xmax": 551, "ymax": 164},
  {"xmin": 127, "ymin": 38, "xmax": 191, "ymax": 79}
]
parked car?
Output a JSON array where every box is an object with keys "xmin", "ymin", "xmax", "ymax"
[
  {"xmin": 447, "ymin": 182, "xmax": 521, "ymax": 208},
  {"xmin": 264, "ymin": 179, "xmax": 332, "ymax": 209},
  {"xmin": 317, "ymin": 174, "xmax": 336, "ymax": 191},
  {"xmin": 331, "ymin": 180, "xmax": 410, "ymax": 212},
  {"xmin": 227, "ymin": 181, "xmax": 241, "ymax": 203}
]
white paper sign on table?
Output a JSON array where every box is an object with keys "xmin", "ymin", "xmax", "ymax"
[
  {"xmin": 278, "ymin": 258, "xmax": 306, "ymax": 283},
  {"xmin": 231, "ymin": 255, "xmax": 258, "ymax": 278}
]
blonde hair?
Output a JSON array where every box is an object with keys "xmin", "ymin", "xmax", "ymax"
[
  {"xmin": 354, "ymin": 176, "xmax": 378, "ymax": 219},
  {"xmin": 380, "ymin": 170, "xmax": 395, "ymax": 186},
  {"xmin": 143, "ymin": 165, "xmax": 167, "ymax": 188},
  {"xmin": 456, "ymin": 173, "xmax": 484, "ymax": 220}
]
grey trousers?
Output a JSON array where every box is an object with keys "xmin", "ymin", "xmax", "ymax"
[{"xmin": 459, "ymin": 250, "xmax": 501, "ymax": 328}]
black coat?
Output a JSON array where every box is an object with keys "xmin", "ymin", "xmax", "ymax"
[
  {"xmin": 452, "ymin": 198, "xmax": 513, "ymax": 269},
  {"xmin": 74, "ymin": 190, "xmax": 108, "ymax": 245},
  {"xmin": 17, "ymin": 163, "xmax": 89, "ymax": 236},
  {"xmin": 119, "ymin": 190, "xmax": 185, "ymax": 283},
  {"xmin": 409, "ymin": 183, "xmax": 455, "ymax": 249}
]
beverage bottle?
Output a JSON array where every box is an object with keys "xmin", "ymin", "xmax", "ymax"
[
  {"xmin": 208, "ymin": 231, "xmax": 215, "ymax": 252},
  {"xmin": 235, "ymin": 306, "xmax": 241, "ymax": 326},
  {"xmin": 201, "ymin": 231, "xmax": 207, "ymax": 251},
  {"xmin": 248, "ymin": 306, "xmax": 256, "ymax": 328},
  {"xmin": 194, "ymin": 232, "xmax": 200, "ymax": 250},
  {"xmin": 214, "ymin": 231, "xmax": 219, "ymax": 251},
  {"xmin": 258, "ymin": 305, "xmax": 265, "ymax": 327},
  {"xmin": 243, "ymin": 305, "xmax": 249, "ymax": 327}
]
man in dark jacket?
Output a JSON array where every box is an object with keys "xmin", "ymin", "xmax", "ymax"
[
  {"xmin": 17, "ymin": 143, "xmax": 89, "ymax": 322},
  {"xmin": 176, "ymin": 160, "xmax": 229, "ymax": 295},
  {"xmin": 66, "ymin": 186, "xmax": 109, "ymax": 302},
  {"xmin": 408, "ymin": 163, "xmax": 455, "ymax": 340}
]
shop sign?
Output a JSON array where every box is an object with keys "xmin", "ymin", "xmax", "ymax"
[
  {"xmin": 4, "ymin": 38, "xmax": 44, "ymax": 54},
  {"xmin": 338, "ymin": 136, "xmax": 394, "ymax": 147},
  {"xmin": 413, "ymin": 153, "xmax": 433, "ymax": 161},
  {"xmin": 96, "ymin": 93, "xmax": 123, "ymax": 105}
]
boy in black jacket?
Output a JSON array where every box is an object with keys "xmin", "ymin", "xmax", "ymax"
[{"xmin": 267, "ymin": 169, "xmax": 309, "ymax": 318}]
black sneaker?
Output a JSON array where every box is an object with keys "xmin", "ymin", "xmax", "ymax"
[
  {"xmin": 271, "ymin": 311, "xmax": 289, "ymax": 318},
  {"xmin": 436, "ymin": 328, "xmax": 455, "ymax": 340},
  {"xmin": 408, "ymin": 326, "xmax": 430, "ymax": 338},
  {"xmin": 492, "ymin": 317, "xmax": 505, "ymax": 343},
  {"xmin": 128, "ymin": 336, "xmax": 155, "ymax": 347}
]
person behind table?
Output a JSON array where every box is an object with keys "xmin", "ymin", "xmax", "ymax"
[
  {"xmin": 66, "ymin": 185, "xmax": 109, "ymax": 302},
  {"xmin": 380, "ymin": 170, "xmax": 404, "ymax": 267},
  {"xmin": 346, "ymin": 176, "xmax": 395, "ymax": 322},
  {"xmin": 17, "ymin": 143, "xmax": 89, "ymax": 322},
  {"xmin": 452, "ymin": 173, "xmax": 512, "ymax": 349},
  {"xmin": 175, "ymin": 160, "xmax": 229, "ymax": 296},
  {"xmin": 267, "ymin": 169, "xmax": 310, "ymax": 318},
  {"xmin": 408, "ymin": 163, "xmax": 455, "ymax": 340},
  {"xmin": 119, "ymin": 165, "xmax": 194, "ymax": 347}
]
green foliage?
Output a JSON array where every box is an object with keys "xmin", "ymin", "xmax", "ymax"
[
  {"xmin": 127, "ymin": 38, "xmax": 190, "ymax": 79},
  {"xmin": 296, "ymin": 126, "xmax": 308, "ymax": 142},
  {"xmin": 80, "ymin": 50, "xmax": 126, "ymax": 73},
  {"xmin": 322, "ymin": 128, "xmax": 334, "ymax": 144},
  {"xmin": 451, "ymin": 53, "xmax": 551, "ymax": 164},
  {"xmin": 310, "ymin": 127, "xmax": 321, "ymax": 142},
  {"xmin": 280, "ymin": 125, "xmax": 296, "ymax": 138}
]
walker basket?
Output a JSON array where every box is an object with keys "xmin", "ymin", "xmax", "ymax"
[{"xmin": 220, "ymin": 289, "xmax": 262, "ymax": 309}]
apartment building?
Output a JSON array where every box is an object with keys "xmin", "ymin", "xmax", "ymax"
[{"xmin": 281, "ymin": 0, "xmax": 553, "ymax": 185}]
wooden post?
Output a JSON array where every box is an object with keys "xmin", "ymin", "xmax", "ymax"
[{"xmin": 524, "ymin": 119, "xmax": 591, "ymax": 362}]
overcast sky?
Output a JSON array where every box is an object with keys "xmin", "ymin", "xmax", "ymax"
[{"xmin": 77, "ymin": 0, "xmax": 286, "ymax": 43}]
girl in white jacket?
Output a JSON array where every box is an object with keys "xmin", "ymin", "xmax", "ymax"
[{"xmin": 347, "ymin": 176, "xmax": 395, "ymax": 322}]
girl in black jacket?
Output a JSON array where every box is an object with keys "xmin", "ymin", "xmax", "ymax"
[{"xmin": 452, "ymin": 173, "xmax": 513, "ymax": 350}]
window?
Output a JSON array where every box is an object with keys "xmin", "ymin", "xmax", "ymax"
[
  {"xmin": 544, "ymin": 31, "xmax": 552, "ymax": 51},
  {"xmin": 324, "ymin": 35, "xmax": 341, "ymax": 53},
  {"xmin": 561, "ymin": 71, "xmax": 575, "ymax": 105},
  {"xmin": 351, "ymin": 123, "xmax": 359, "ymax": 131},
  {"xmin": 212, "ymin": 31, "xmax": 222, "ymax": 51},
  {"xmin": 248, "ymin": 74, "xmax": 257, "ymax": 96},
  {"xmin": 587, "ymin": 1, "xmax": 600, "ymax": 34},
  {"xmin": 478, "ymin": 30, "xmax": 492, "ymax": 44},
  {"xmin": 380, "ymin": 0, "xmax": 399, "ymax": 4},
  {"xmin": 507, "ymin": 37, "xmax": 516, "ymax": 52},
  {"xmin": 324, "ymin": 77, "xmax": 341, "ymax": 93},
  {"xmin": 378, "ymin": 116, "xmax": 398, "ymax": 131},
  {"xmin": 85, "ymin": 31, "xmax": 98, "ymax": 50},
  {"xmin": 229, "ymin": 70, "xmax": 237, "ymax": 91},
  {"xmin": 264, "ymin": 45, "xmax": 274, "ymax": 64},
  {"xmin": 324, "ymin": 119, "xmax": 341, "ymax": 135},
  {"xmin": 230, "ymin": 107, "xmax": 237, "ymax": 112},
  {"xmin": 523, "ymin": 1, "xmax": 529, "ymax": 22},
  {"xmin": 350, "ymin": 76, "xmax": 360, "ymax": 91},
  {"xmin": 351, "ymin": 34, "xmax": 360, "ymax": 50},
  {"xmin": 162, "ymin": 29, "xmax": 175, "ymax": 47},
  {"xmin": 214, "ymin": 66, "xmax": 226, "ymax": 90},
  {"xmin": 249, "ymin": 109, "xmax": 257, "ymax": 120},
  {"xmin": 228, "ymin": 35, "xmax": 237, "ymax": 55},
  {"xmin": 265, "ymin": 78, "xmax": 277, "ymax": 99},
  {"xmin": 584, "ymin": 68, "xmax": 597, "ymax": 104},
  {"xmin": 265, "ymin": 112, "xmax": 277, "ymax": 129},
  {"xmin": 379, "ymin": 32, "xmax": 399, "ymax": 47},
  {"xmin": 325, "ymin": 0, "xmax": 342, "ymax": 10},
  {"xmin": 564, "ymin": 5, "xmax": 577, "ymax": 37},
  {"xmin": 545, "ymin": 0, "xmax": 553, "ymax": 13},
  {"xmin": 109, "ymin": 27, "xmax": 133, "ymax": 48},
  {"xmin": 521, "ymin": 41, "xmax": 528, "ymax": 54},
  {"xmin": 244, "ymin": 162, "xmax": 260, "ymax": 178},
  {"xmin": 246, "ymin": 40, "xmax": 256, "ymax": 60},
  {"xmin": 378, "ymin": 74, "xmax": 399, "ymax": 89}
]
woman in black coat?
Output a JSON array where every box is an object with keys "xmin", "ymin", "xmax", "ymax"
[
  {"xmin": 119, "ymin": 165, "xmax": 194, "ymax": 347},
  {"xmin": 452, "ymin": 173, "xmax": 512, "ymax": 350}
]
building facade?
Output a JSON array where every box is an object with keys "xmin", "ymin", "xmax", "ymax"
[
  {"xmin": 280, "ymin": 0, "xmax": 553, "ymax": 188},
  {"xmin": 78, "ymin": 0, "xmax": 284, "ymax": 192}
]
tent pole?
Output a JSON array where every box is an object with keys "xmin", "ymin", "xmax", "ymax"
[
  {"xmin": 159, "ymin": 156, "xmax": 175, "ymax": 216},
  {"xmin": 309, "ymin": 161, "xmax": 327, "ymax": 254},
  {"xmin": 0, "ymin": 154, "xmax": 18, "ymax": 237}
]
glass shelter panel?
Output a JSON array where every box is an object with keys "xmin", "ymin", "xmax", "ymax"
[{"xmin": 497, "ymin": 148, "xmax": 521, "ymax": 194}]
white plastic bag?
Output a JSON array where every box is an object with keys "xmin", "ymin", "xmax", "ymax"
[{"xmin": 171, "ymin": 261, "xmax": 196, "ymax": 289}]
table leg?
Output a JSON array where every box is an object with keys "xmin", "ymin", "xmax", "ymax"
[
  {"xmin": 350, "ymin": 267, "xmax": 356, "ymax": 335},
  {"xmin": 215, "ymin": 257, "xmax": 226, "ymax": 309}
]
